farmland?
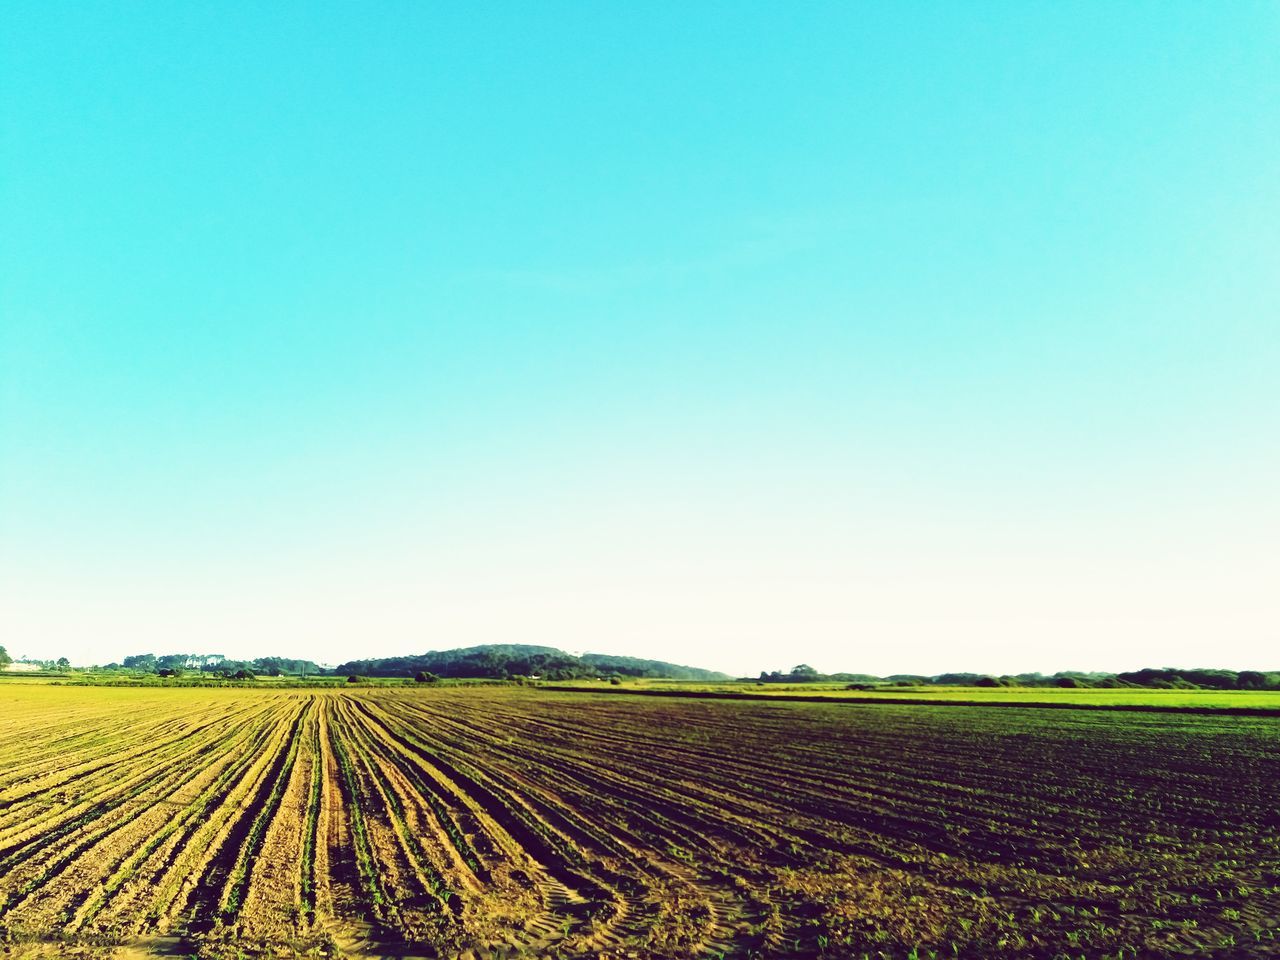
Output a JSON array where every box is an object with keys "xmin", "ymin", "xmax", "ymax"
[
  {"xmin": 1, "ymin": 687, "xmax": 1278, "ymax": 959},
  {"xmin": 543, "ymin": 679, "xmax": 1280, "ymax": 711}
]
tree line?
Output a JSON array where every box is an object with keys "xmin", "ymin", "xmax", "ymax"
[
  {"xmin": 6, "ymin": 643, "xmax": 1276, "ymax": 690},
  {"xmin": 0, "ymin": 647, "xmax": 71, "ymax": 671},
  {"xmin": 333, "ymin": 645, "xmax": 731, "ymax": 681},
  {"xmin": 754, "ymin": 664, "xmax": 1280, "ymax": 690},
  {"xmin": 24, "ymin": 645, "xmax": 729, "ymax": 682},
  {"xmin": 111, "ymin": 653, "xmax": 324, "ymax": 678}
]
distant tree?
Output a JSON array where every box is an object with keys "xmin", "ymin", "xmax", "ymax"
[
  {"xmin": 55, "ymin": 657, "xmax": 70, "ymax": 671},
  {"xmin": 973, "ymin": 676, "xmax": 1001, "ymax": 688},
  {"xmin": 790, "ymin": 664, "xmax": 820, "ymax": 680},
  {"xmin": 1237, "ymin": 670, "xmax": 1267, "ymax": 690},
  {"xmin": 123, "ymin": 654, "xmax": 158, "ymax": 672},
  {"xmin": 0, "ymin": 646, "xmax": 12, "ymax": 668},
  {"xmin": 1118, "ymin": 667, "xmax": 1227, "ymax": 690},
  {"xmin": 251, "ymin": 656, "xmax": 322, "ymax": 676},
  {"xmin": 232, "ymin": 669, "xmax": 255, "ymax": 680},
  {"xmin": 1055, "ymin": 676, "xmax": 1083, "ymax": 688},
  {"xmin": 347, "ymin": 675, "xmax": 365, "ymax": 684},
  {"xmin": 414, "ymin": 671, "xmax": 440, "ymax": 684}
]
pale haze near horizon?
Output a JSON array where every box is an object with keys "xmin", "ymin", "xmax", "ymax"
[{"xmin": 2, "ymin": 4, "xmax": 1277, "ymax": 677}]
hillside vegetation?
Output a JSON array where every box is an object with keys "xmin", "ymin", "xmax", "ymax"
[
  {"xmin": 333, "ymin": 644, "xmax": 732, "ymax": 681},
  {"xmin": 10, "ymin": 640, "xmax": 1278, "ymax": 692}
]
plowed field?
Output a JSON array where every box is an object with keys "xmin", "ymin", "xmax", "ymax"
[{"xmin": 1, "ymin": 686, "xmax": 1277, "ymax": 959}]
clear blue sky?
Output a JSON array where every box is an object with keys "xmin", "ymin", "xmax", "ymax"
[{"xmin": 3, "ymin": 3, "xmax": 1277, "ymax": 675}]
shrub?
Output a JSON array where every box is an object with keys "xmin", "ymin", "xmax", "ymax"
[{"xmin": 414, "ymin": 671, "xmax": 440, "ymax": 684}]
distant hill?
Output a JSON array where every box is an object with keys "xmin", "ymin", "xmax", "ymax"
[{"xmin": 334, "ymin": 644, "xmax": 731, "ymax": 681}]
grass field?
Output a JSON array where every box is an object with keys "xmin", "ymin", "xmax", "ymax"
[
  {"xmin": 1, "ymin": 685, "xmax": 1278, "ymax": 959},
  {"xmin": 545, "ymin": 679, "xmax": 1280, "ymax": 711}
]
